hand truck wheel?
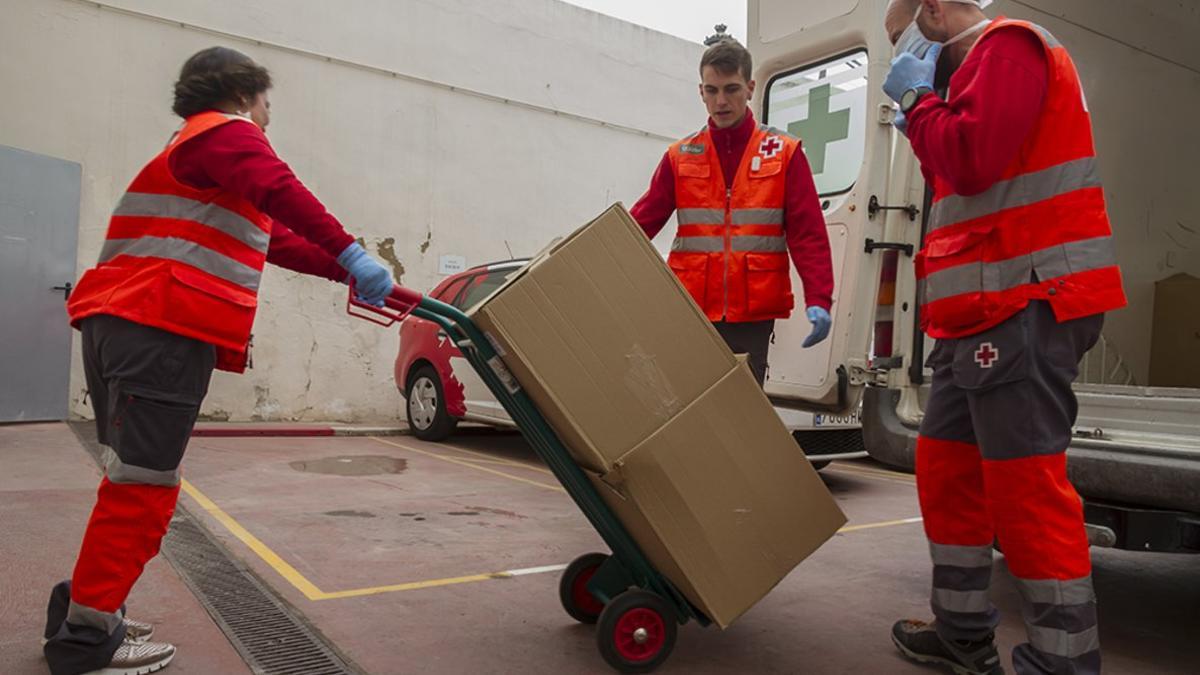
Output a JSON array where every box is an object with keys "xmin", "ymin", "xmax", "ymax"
[
  {"xmin": 596, "ymin": 589, "xmax": 677, "ymax": 673},
  {"xmin": 559, "ymin": 552, "xmax": 609, "ymax": 624}
]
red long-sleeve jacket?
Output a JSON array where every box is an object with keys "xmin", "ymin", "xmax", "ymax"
[
  {"xmin": 631, "ymin": 110, "xmax": 834, "ymax": 311},
  {"xmin": 906, "ymin": 25, "xmax": 1049, "ymax": 195},
  {"xmin": 169, "ymin": 117, "xmax": 354, "ymax": 282}
]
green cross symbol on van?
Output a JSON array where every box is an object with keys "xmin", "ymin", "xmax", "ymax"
[{"xmin": 788, "ymin": 83, "xmax": 850, "ymax": 175}]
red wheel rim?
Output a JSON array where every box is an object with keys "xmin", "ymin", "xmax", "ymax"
[
  {"xmin": 613, "ymin": 607, "xmax": 666, "ymax": 662},
  {"xmin": 572, "ymin": 567, "xmax": 605, "ymax": 616}
]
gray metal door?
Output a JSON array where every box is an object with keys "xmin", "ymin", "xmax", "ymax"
[{"xmin": 0, "ymin": 145, "xmax": 81, "ymax": 422}]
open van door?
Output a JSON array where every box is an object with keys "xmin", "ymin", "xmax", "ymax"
[{"xmin": 749, "ymin": 0, "xmax": 907, "ymax": 414}]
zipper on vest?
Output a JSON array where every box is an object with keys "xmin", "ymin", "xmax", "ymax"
[{"xmin": 723, "ymin": 187, "xmax": 731, "ymax": 319}]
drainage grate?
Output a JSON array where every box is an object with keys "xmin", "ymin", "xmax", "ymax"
[
  {"xmin": 69, "ymin": 422, "xmax": 359, "ymax": 675},
  {"xmin": 163, "ymin": 514, "xmax": 356, "ymax": 675}
]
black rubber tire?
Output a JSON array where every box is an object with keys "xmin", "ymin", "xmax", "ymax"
[
  {"xmin": 405, "ymin": 365, "xmax": 458, "ymax": 441},
  {"xmin": 559, "ymin": 552, "xmax": 610, "ymax": 624},
  {"xmin": 596, "ymin": 590, "xmax": 677, "ymax": 673}
]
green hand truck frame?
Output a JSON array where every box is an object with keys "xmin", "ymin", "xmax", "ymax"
[{"xmin": 349, "ymin": 284, "xmax": 709, "ymax": 673}]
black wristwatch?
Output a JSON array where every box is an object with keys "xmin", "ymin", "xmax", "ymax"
[{"xmin": 901, "ymin": 86, "xmax": 935, "ymax": 113}]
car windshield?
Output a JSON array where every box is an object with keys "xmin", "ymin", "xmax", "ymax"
[{"xmin": 456, "ymin": 267, "xmax": 519, "ymax": 310}]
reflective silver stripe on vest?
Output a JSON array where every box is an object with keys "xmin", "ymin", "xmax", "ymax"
[
  {"xmin": 671, "ymin": 235, "xmax": 787, "ymax": 253},
  {"xmin": 930, "ymin": 542, "xmax": 993, "ymax": 568},
  {"xmin": 1031, "ymin": 24, "xmax": 1062, "ymax": 49},
  {"xmin": 731, "ymin": 208, "xmax": 784, "ymax": 225},
  {"xmin": 1029, "ymin": 625, "xmax": 1100, "ymax": 659},
  {"xmin": 1013, "ymin": 576, "xmax": 1097, "ymax": 606},
  {"xmin": 68, "ymin": 600, "xmax": 125, "ymax": 634},
  {"xmin": 734, "ymin": 235, "xmax": 787, "ymax": 252},
  {"xmin": 113, "ymin": 192, "xmax": 270, "ymax": 254},
  {"xmin": 100, "ymin": 236, "xmax": 262, "ymax": 292},
  {"xmin": 677, "ymin": 208, "xmax": 725, "ymax": 225},
  {"xmin": 930, "ymin": 157, "xmax": 1101, "ymax": 233},
  {"xmin": 103, "ymin": 448, "xmax": 181, "ymax": 487},
  {"xmin": 922, "ymin": 235, "xmax": 1117, "ymax": 305},
  {"xmin": 931, "ymin": 588, "xmax": 992, "ymax": 613}
]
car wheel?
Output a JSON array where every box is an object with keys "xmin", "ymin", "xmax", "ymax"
[{"xmin": 406, "ymin": 365, "xmax": 458, "ymax": 441}]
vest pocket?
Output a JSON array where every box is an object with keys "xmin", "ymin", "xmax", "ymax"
[
  {"xmin": 918, "ymin": 226, "xmax": 996, "ymax": 333},
  {"xmin": 668, "ymin": 252, "xmax": 709, "ymax": 309},
  {"xmin": 164, "ymin": 265, "xmax": 257, "ymax": 349},
  {"xmin": 744, "ymin": 253, "xmax": 793, "ymax": 317}
]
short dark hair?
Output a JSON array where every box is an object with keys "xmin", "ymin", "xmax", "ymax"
[
  {"xmin": 172, "ymin": 46, "xmax": 272, "ymax": 118},
  {"xmin": 700, "ymin": 38, "xmax": 753, "ymax": 82}
]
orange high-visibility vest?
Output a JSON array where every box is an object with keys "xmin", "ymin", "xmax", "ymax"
[
  {"xmin": 67, "ymin": 111, "xmax": 273, "ymax": 372},
  {"xmin": 667, "ymin": 123, "xmax": 797, "ymax": 323},
  {"xmin": 916, "ymin": 18, "xmax": 1126, "ymax": 339}
]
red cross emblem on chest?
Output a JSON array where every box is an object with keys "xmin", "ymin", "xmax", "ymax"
[
  {"xmin": 759, "ymin": 135, "xmax": 783, "ymax": 159},
  {"xmin": 974, "ymin": 342, "xmax": 1000, "ymax": 368}
]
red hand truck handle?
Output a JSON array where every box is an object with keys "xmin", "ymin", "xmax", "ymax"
[{"xmin": 346, "ymin": 281, "xmax": 423, "ymax": 327}]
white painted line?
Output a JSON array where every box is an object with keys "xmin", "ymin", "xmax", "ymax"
[{"xmin": 506, "ymin": 563, "xmax": 569, "ymax": 576}]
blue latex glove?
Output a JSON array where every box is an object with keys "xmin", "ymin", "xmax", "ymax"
[
  {"xmin": 802, "ymin": 306, "xmax": 832, "ymax": 348},
  {"xmin": 893, "ymin": 108, "xmax": 909, "ymax": 137},
  {"xmin": 337, "ymin": 242, "xmax": 393, "ymax": 307},
  {"xmin": 883, "ymin": 43, "xmax": 941, "ymax": 104}
]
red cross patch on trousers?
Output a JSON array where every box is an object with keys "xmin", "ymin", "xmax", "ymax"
[{"xmin": 974, "ymin": 342, "xmax": 1000, "ymax": 368}]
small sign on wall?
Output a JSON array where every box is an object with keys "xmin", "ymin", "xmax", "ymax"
[{"xmin": 439, "ymin": 254, "xmax": 467, "ymax": 276}]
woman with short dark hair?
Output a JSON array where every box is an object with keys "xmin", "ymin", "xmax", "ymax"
[{"xmin": 44, "ymin": 46, "xmax": 394, "ymax": 675}]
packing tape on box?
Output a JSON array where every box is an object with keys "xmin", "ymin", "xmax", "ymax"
[{"xmin": 623, "ymin": 345, "xmax": 682, "ymax": 422}]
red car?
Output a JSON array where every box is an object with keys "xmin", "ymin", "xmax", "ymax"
[{"xmin": 395, "ymin": 259, "xmax": 527, "ymax": 440}]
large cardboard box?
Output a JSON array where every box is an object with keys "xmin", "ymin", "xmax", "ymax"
[
  {"xmin": 1149, "ymin": 273, "xmax": 1200, "ymax": 388},
  {"xmin": 589, "ymin": 359, "xmax": 847, "ymax": 628},
  {"xmin": 469, "ymin": 204, "xmax": 737, "ymax": 473},
  {"xmin": 469, "ymin": 203, "xmax": 845, "ymax": 629}
]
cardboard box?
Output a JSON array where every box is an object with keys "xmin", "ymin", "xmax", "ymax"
[
  {"xmin": 1149, "ymin": 273, "xmax": 1200, "ymax": 388},
  {"xmin": 469, "ymin": 204, "xmax": 737, "ymax": 473},
  {"xmin": 589, "ymin": 359, "xmax": 847, "ymax": 628}
]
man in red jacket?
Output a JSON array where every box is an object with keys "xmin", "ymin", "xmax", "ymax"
[
  {"xmin": 631, "ymin": 38, "xmax": 834, "ymax": 387},
  {"xmin": 882, "ymin": 2, "xmax": 1125, "ymax": 674},
  {"xmin": 45, "ymin": 47, "xmax": 395, "ymax": 675}
]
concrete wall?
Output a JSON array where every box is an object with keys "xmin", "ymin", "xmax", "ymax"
[{"xmin": 1, "ymin": 0, "xmax": 704, "ymax": 421}]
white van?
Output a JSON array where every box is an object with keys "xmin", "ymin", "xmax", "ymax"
[{"xmin": 749, "ymin": 0, "xmax": 1200, "ymax": 553}]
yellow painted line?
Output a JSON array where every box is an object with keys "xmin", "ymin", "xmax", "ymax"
[
  {"xmin": 318, "ymin": 564, "xmax": 570, "ymax": 600},
  {"xmin": 831, "ymin": 462, "xmax": 916, "ymax": 481},
  {"xmin": 182, "ymin": 447, "xmax": 924, "ymax": 603},
  {"xmin": 180, "ymin": 479, "xmax": 327, "ymax": 601},
  {"xmin": 181, "ymin": 478, "xmax": 570, "ymax": 601},
  {"xmin": 369, "ymin": 436, "xmax": 565, "ymax": 492},
  {"xmin": 839, "ymin": 516, "xmax": 924, "ymax": 533},
  {"xmin": 439, "ymin": 442, "xmax": 556, "ymax": 476},
  {"xmin": 826, "ymin": 464, "xmax": 916, "ymax": 485},
  {"xmin": 446, "ymin": 454, "xmax": 555, "ymax": 473}
]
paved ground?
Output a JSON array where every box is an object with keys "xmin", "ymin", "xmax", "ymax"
[
  {"xmin": 2, "ymin": 422, "xmax": 1196, "ymax": 674},
  {"xmin": 0, "ymin": 423, "xmax": 249, "ymax": 675}
]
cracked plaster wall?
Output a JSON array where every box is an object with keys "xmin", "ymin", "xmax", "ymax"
[{"xmin": 5, "ymin": 0, "xmax": 705, "ymax": 422}]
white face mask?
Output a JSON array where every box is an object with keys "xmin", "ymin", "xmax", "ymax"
[{"xmin": 894, "ymin": 3, "xmax": 993, "ymax": 58}]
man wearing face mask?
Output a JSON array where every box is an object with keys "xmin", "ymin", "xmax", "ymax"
[
  {"xmin": 631, "ymin": 38, "xmax": 834, "ymax": 387},
  {"xmin": 880, "ymin": 1, "xmax": 1125, "ymax": 674}
]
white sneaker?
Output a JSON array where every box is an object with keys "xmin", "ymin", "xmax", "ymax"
[
  {"xmin": 122, "ymin": 618, "xmax": 155, "ymax": 643},
  {"xmin": 42, "ymin": 618, "xmax": 154, "ymax": 646},
  {"xmin": 83, "ymin": 638, "xmax": 176, "ymax": 675}
]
